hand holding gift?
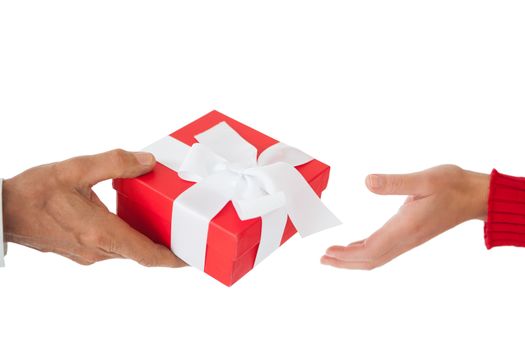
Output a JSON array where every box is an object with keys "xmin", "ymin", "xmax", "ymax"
[{"xmin": 1, "ymin": 149, "xmax": 184, "ymax": 267}]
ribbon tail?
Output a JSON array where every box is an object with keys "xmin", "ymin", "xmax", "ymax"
[
  {"xmin": 280, "ymin": 164, "xmax": 341, "ymax": 236},
  {"xmin": 171, "ymin": 171, "xmax": 238, "ymax": 270},
  {"xmin": 254, "ymin": 207, "xmax": 288, "ymax": 266},
  {"xmin": 249, "ymin": 162, "xmax": 341, "ymax": 237}
]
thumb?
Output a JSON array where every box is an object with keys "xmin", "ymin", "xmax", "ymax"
[
  {"xmin": 63, "ymin": 149, "xmax": 156, "ymax": 186},
  {"xmin": 365, "ymin": 171, "xmax": 429, "ymax": 195}
]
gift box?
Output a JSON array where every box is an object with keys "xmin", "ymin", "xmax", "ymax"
[{"xmin": 113, "ymin": 111, "xmax": 340, "ymax": 286}]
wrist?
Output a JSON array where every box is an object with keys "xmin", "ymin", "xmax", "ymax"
[
  {"xmin": 2, "ymin": 178, "xmax": 15, "ymax": 240},
  {"xmin": 0, "ymin": 178, "xmax": 4, "ymax": 265},
  {"xmin": 1, "ymin": 179, "xmax": 5, "ymax": 235},
  {"xmin": 465, "ymin": 170, "xmax": 490, "ymax": 221}
]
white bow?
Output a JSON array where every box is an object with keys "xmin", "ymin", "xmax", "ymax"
[{"xmin": 144, "ymin": 122, "xmax": 341, "ymax": 270}]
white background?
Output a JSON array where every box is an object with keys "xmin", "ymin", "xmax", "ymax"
[{"xmin": 1, "ymin": 1, "xmax": 524, "ymax": 349}]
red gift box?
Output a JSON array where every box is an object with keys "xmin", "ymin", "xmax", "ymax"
[{"xmin": 113, "ymin": 111, "xmax": 332, "ymax": 286}]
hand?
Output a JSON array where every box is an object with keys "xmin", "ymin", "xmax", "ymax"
[
  {"xmin": 321, "ymin": 165, "xmax": 490, "ymax": 270},
  {"xmin": 2, "ymin": 149, "xmax": 185, "ymax": 267}
]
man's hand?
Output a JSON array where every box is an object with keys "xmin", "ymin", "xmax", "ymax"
[
  {"xmin": 321, "ymin": 165, "xmax": 490, "ymax": 270},
  {"xmin": 2, "ymin": 149, "xmax": 185, "ymax": 267}
]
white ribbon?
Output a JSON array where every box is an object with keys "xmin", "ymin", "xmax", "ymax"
[{"xmin": 143, "ymin": 122, "xmax": 341, "ymax": 270}]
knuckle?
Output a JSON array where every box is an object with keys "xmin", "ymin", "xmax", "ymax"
[
  {"xmin": 52, "ymin": 161, "xmax": 76, "ymax": 184},
  {"xmin": 109, "ymin": 149, "xmax": 130, "ymax": 168},
  {"xmin": 137, "ymin": 256, "xmax": 157, "ymax": 267},
  {"xmin": 78, "ymin": 249, "xmax": 107, "ymax": 265},
  {"xmin": 82, "ymin": 251, "xmax": 104, "ymax": 264},
  {"xmin": 431, "ymin": 165, "xmax": 464, "ymax": 186},
  {"xmin": 82, "ymin": 260, "xmax": 96, "ymax": 266},
  {"xmin": 78, "ymin": 228, "xmax": 106, "ymax": 248},
  {"xmin": 74, "ymin": 257, "xmax": 94, "ymax": 266},
  {"xmin": 443, "ymin": 164, "xmax": 463, "ymax": 174}
]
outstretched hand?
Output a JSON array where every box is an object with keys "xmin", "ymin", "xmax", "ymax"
[
  {"xmin": 2, "ymin": 149, "xmax": 185, "ymax": 267},
  {"xmin": 322, "ymin": 165, "xmax": 489, "ymax": 270}
]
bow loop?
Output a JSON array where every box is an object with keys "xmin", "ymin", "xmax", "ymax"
[
  {"xmin": 177, "ymin": 143, "xmax": 228, "ymax": 182},
  {"xmin": 257, "ymin": 142, "xmax": 313, "ymax": 167},
  {"xmin": 195, "ymin": 122, "xmax": 258, "ymax": 168}
]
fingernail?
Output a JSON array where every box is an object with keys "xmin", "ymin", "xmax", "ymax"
[
  {"xmin": 325, "ymin": 247, "xmax": 337, "ymax": 257},
  {"xmin": 134, "ymin": 152, "xmax": 155, "ymax": 166},
  {"xmin": 367, "ymin": 174, "xmax": 384, "ymax": 189}
]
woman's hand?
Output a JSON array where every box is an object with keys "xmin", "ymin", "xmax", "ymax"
[{"xmin": 321, "ymin": 165, "xmax": 490, "ymax": 270}]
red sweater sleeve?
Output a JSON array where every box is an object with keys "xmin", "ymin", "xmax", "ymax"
[{"xmin": 485, "ymin": 169, "xmax": 525, "ymax": 249}]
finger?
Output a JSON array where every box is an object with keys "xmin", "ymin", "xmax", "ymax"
[
  {"xmin": 325, "ymin": 217, "xmax": 405, "ymax": 262},
  {"xmin": 323, "ymin": 197, "xmax": 438, "ymax": 269},
  {"xmin": 102, "ymin": 213, "xmax": 186, "ymax": 268},
  {"xmin": 322, "ymin": 237, "xmax": 422, "ymax": 270},
  {"xmin": 10, "ymin": 227, "xmax": 120, "ymax": 264},
  {"xmin": 53, "ymin": 244, "xmax": 120, "ymax": 263},
  {"xmin": 48, "ymin": 246, "xmax": 118, "ymax": 265},
  {"xmin": 321, "ymin": 256, "xmax": 375, "ymax": 270},
  {"xmin": 325, "ymin": 244, "xmax": 363, "ymax": 259},
  {"xmin": 64, "ymin": 251, "xmax": 117, "ymax": 265},
  {"xmin": 323, "ymin": 211, "xmax": 417, "ymax": 269},
  {"xmin": 365, "ymin": 170, "xmax": 432, "ymax": 196},
  {"xmin": 64, "ymin": 254, "xmax": 94, "ymax": 266},
  {"xmin": 322, "ymin": 243, "xmax": 402, "ymax": 270},
  {"xmin": 59, "ymin": 149, "xmax": 156, "ymax": 186},
  {"xmin": 347, "ymin": 239, "xmax": 365, "ymax": 247}
]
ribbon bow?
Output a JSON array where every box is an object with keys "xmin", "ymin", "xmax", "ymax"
[{"xmin": 144, "ymin": 122, "xmax": 341, "ymax": 270}]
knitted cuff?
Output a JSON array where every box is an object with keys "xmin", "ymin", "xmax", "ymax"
[{"xmin": 485, "ymin": 169, "xmax": 525, "ymax": 249}]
